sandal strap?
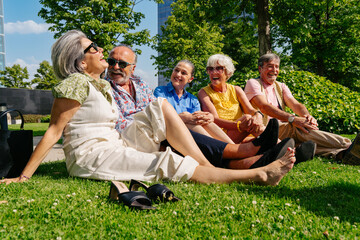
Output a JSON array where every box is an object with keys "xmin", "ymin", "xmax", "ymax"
[
  {"xmin": 147, "ymin": 184, "xmax": 180, "ymax": 202},
  {"xmin": 118, "ymin": 191, "xmax": 155, "ymax": 210}
]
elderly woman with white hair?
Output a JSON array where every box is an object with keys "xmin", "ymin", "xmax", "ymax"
[
  {"xmin": 1, "ymin": 31, "xmax": 296, "ymax": 186},
  {"xmin": 198, "ymin": 54, "xmax": 270, "ymax": 145}
]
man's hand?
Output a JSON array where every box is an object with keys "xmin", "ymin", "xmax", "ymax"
[
  {"xmin": 304, "ymin": 114, "xmax": 318, "ymax": 127},
  {"xmin": 293, "ymin": 116, "xmax": 319, "ymax": 133}
]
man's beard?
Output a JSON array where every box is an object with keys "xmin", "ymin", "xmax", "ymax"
[{"xmin": 109, "ymin": 69, "xmax": 130, "ymax": 86}]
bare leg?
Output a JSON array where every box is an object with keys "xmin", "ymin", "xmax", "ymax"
[
  {"xmin": 162, "ymin": 100, "xmax": 213, "ymax": 167},
  {"xmin": 222, "ymin": 142, "xmax": 260, "ymax": 159},
  {"xmin": 227, "ymin": 155, "xmax": 261, "ymax": 169},
  {"xmin": 190, "ymin": 148, "xmax": 295, "ymax": 185},
  {"xmin": 202, "ymin": 123, "xmax": 235, "ymax": 144},
  {"xmin": 186, "ymin": 124, "xmax": 213, "ymax": 138},
  {"xmin": 227, "ymin": 129, "xmax": 250, "ymax": 144}
]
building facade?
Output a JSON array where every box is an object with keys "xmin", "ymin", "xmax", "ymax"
[
  {"xmin": 0, "ymin": 0, "xmax": 5, "ymax": 71},
  {"xmin": 157, "ymin": 0, "xmax": 173, "ymax": 86}
]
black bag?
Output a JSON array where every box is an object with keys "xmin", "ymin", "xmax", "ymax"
[{"xmin": 0, "ymin": 109, "xmax": 33, "ymax": 178}]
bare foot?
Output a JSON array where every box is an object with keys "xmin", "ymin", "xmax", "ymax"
[{"xmin": 258, "ymin": 147, "xmax": 296, "ymax": 186}]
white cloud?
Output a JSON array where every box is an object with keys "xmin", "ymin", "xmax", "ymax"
[
  {"xmin": 8, "ymin": 58, "xmax": 40, "ymax": 81},
  {"xmin": 5, "ymin": 20, "xmax": 52, "ymax": 34},
  {"xmin": 135, "ymin": 68, "xmax": 158, "ymax": 90}
]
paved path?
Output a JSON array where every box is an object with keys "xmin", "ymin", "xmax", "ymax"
[{"xmin": 33, "ymin": 136, "xmax": 65, "ymax": 163}]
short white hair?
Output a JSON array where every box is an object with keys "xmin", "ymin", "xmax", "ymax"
[{"xmin": 207, "ymin": 54, "xmax": 235, "ymax": 78}]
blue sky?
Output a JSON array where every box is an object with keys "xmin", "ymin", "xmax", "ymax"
[{"xmin": 3, "ymin": 0, "xmax": 159, "ymax": 89}]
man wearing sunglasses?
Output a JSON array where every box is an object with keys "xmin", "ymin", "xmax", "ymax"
[{"xmin": 106, "ymin": 45, "xmax": 156, "ymax": 132}]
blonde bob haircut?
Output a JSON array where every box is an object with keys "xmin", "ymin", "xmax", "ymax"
[
  {"xmin": 206, "ymin": 54, "xmax": 236, "ymax": 79},
  {"xmin": 51, "ymin": 30, "xmax": 87, "ymax": 80}
]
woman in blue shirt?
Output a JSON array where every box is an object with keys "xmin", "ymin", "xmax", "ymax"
[{"xmin": 154, "ymin": 60, "xmax": 235, "ymax": 144}]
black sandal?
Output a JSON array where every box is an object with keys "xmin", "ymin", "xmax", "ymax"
[
  {"xmin": 109, "ymin": 181, "xmax": 156, "ymax": 210},
  {"xmin": 253, "ymin": 118, "xmax": 279, "ymax": 155},
  {"xmin": 250, "ymin": 137, "xmax": 295, "ymax": 169},
  {"xmin": 129, "ymin": 179, "xmax": 181, "ymax": 202}
]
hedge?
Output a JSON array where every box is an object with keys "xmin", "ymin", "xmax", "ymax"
[{"xmin": 229, "ymin": 70, "xmax": 360, "ymax": 135}]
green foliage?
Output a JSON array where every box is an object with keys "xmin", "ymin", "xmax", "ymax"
[
  {"xmin": 153, "ymin": 0, "xmax": 224, "ymax": 88},
  {"xmin": 31, "ymin": 61, "xmax": 59, "ymax": 90},
  {"xmin": 0, "ymin": 64, "xmax": 31, "ymax": 89},
  {"xmin": 230, "ymin": 70, "xmax": 360, "ymax": 134},
  {"xmin": 153, "ymin": 0, "xmax": 259, "ymax": 91},
  {"xmin": 40, "ymin": 115, "xmax": 51, "ymax": 123},
  {"xmin": 18, "ymin": 114, "xmax": 49, "ymax": 123},
  {"xmin": 38, "ymin": 0, "xmax": 160, "ymax": 54},
  {"xmin": 271, "ymin": 0, "xmax": 360, "ymax": 91}
]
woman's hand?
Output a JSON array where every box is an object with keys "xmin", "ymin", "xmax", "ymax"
[
  {"xmin": 0, "ymin": 177, "xmax": 25, "ymax": 185},
  {"xmin": 236, "ymin": 114, "xmax": 264, "ymax": 136},
  {"xmin": 249, "ymin": 112, "xmax": 265, "ymax": 136},
  {"xmin": 192, "ymin": 111, "xmax": 214, "ymax": 125},
  {"xmin": 179, "ymin": 111, "xmax": 214, "ymax": 125}
]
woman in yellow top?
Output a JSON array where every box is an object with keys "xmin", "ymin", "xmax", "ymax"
[{"xmin": 198, "ymin": 54, "xmax": 271, "ymax": 144}]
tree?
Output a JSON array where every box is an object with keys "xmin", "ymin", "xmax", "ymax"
[
  {"xmin": 153, "ymin": 0, "xmax": 224, "ymax": 91},
  {"xmin": 153, "ymin": 0, "xmax": 259, "ymax": 91},
  {"xmin": 0, "ymin": 64, "xmax": 31, "ymax": 89},
  {"xmin": 256, "ymin": 0, "xmax": 271, "ymax": 55},
  {"xmin": 38, "ymin": 0, "xmax": 161, "ymax": 54},
  {"xmin": 31, "ymin": 61, "xmax": 59, "ymax": 90},
  {"xmin": 271, "ymin": 0, "xmax": 360, "ymax": 90}
]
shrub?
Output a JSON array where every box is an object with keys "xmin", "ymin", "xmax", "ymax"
[
  {"xmin": 229, "ymin": 70, "xmax": 360, "ymax": 134},
  {"xmin": 15, "ymin": 114, "xmax": 48, "ymax": 123},
  {"xmin": 40, "ymin": 115, "xmax": 51, "ymax": 123}
]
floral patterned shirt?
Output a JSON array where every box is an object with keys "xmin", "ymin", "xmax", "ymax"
[
  {"xmin": 52, "ymin": 73, "xmax": 112, "ymax": 104},
  {"xmin": 107, "ymin": 75, "xmax": 156, "ymax": 132}
]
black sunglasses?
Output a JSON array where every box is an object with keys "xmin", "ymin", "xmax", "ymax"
[
  {"xmin": 107, "ymin": 57, "xmax": 134, "ymax": 68},
  {"xmin": 84, "ymin": 42, "xmax": 99, "ymax": 54}
]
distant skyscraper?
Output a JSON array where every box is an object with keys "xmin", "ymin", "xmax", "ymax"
[
  {"xmin": 0, "ymin": 0, "xmax": 5, "ymax": 71},
  {"xmin": 157, "ymin": 0, "xmax": 173, "ymax": 86}
]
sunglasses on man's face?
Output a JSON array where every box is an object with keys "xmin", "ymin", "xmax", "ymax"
[
  {"xmin": 107, "ymin": 58, "xmax": 135, "ymax": 68},
  {"xmin": 84, "ymin": 42, "xmax": 99, "ymax": 54}
]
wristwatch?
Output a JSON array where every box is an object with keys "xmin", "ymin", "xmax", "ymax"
[{"xmin": 288, "ymin": 115, "xmax": 295, "ymax": 124}]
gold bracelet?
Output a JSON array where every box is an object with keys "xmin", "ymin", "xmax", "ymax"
[{"xmin": 236, "ymin": 121, "xmax": 242, "ymax": 133}]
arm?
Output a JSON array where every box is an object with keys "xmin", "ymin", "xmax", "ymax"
[
  {"xmin": 234, "ymin": 86, "xmax": 264, "ymax": 134},
  {"xmin": 250, "ymin": 92, "xmax": 318, "ymax": 133},
  {"xmin": 1, "ymin": 98, "xmax": 81, "ymax": 184},
  {"xmin": 284, "ymin": 96, "xmax": 318, "ymax": 127}
]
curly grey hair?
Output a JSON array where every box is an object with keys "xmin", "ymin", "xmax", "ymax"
[{"xmin": 207, "ymin": 54, "xmax": 235, "ymax": 79}]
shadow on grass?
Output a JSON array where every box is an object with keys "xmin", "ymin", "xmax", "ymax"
[
  {"xmin": 247, "ymin": 182, "xmax": 360, "ymax": 224},
  {"xmin": 35, "ymin": 160, "xmax": 69, "ymax": 180},
  {"xmin": 34, "ymin": 161, "xmax": 106, "ymax": 184}
]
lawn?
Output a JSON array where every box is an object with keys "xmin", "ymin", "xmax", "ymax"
[
  {"xmin": 1, "ymin": 127, "xmax": 359, "ymax": 239},
  {"xmin": 8, "ymin": 123, "xmax": 49, "ymax": 136}
]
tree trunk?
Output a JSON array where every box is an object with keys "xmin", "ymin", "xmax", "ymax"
[{"xmin": 257, "ymin": 0, "xmax": 271, "ymax": 56}]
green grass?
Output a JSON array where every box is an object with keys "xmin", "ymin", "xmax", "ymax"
[
  {"xmin": 1, "ymin": 158, "xmax": 360, "ymax": 239},
  {"xmin": 1, "ymin": 126, "xmax": 358, "ymax": 239},
  {"xmin": 8, "ymin": 123, "xmax": 49, "ymax": 136}
]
